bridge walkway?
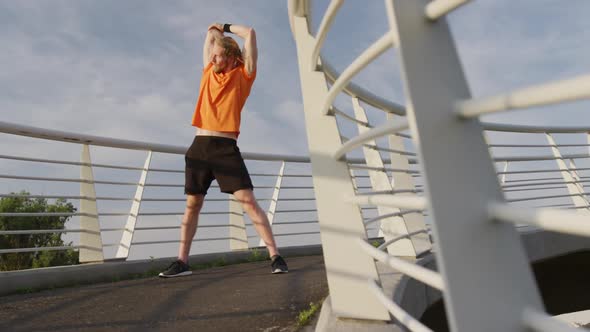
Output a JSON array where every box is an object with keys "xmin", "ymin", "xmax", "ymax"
[{"xmin": 0, "ymin": 255, "xmax": 327, "ymax": 332}]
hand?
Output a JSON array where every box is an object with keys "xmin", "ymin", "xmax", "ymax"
[{"xmin": 208, "ymin": 23, "xmax": 223, "ymax": 33}]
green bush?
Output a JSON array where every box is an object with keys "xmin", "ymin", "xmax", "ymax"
[{"xmin": 0, "ymin": 191, "xmax": 79, "ymax": 271}]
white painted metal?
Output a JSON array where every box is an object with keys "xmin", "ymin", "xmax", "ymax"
[
  {"xmin": 522, "ymin": 308, "xmax": 583, "ymax": 332},
  {"xmin": 387, "ymin": 112, "xmax": 431, "ymax": 255},
  {"xmin": 310, "ymin": 0, "xmax": 344, "ymax": 71},
  {"xmin": 545, "ymin": 133, "xmax": 590, "ymax": 212},
  {"xmin": 425, "ymin": 0, "xmax": 470, "ymax": 20},
  {"xmin": 79, "ymin": 144, "xmax": 104, "ymax": 263},
  {"xmin": 483, "ymin": 122, "xmax": 590, "ymax": 133},
  {"xmin": 386, "ymin": 1, "xmax": 544, "ymax": 331},
  {"xmin": 289, "ymin": 4, "xmax": 390, "ymax": 319},
  {"xmin": 259, "ymin": 162, "xmax": 285, "ymax": 247},
  {"xmin": 352, "ymin": 97, "xmax": 417, "ymax": 256},
  {"xmin": 321, "ymin": 32, "xmax": 396, "ymax": 116},
  {"xmin": 367, "ymin": 279, "xmax": 434, "ymax": 332},
  {"xmin": 334, "ymin": 119, "xmax": 409, "ymax": 160},
  {"xmin": 456, "ymin": 73, "xmax": 590, "ymax": 119},
  {"xmin": 377, "ymin": 229, "xmax": 429, "ymax": 251},
  {"xmin": 228, "ymin": 196, "xmax": 249, "ymax": 251},
  {"xmin": 568, "ymin": 158, "xmax": 589, "ymax": 207},
  {"xmin": 323, "ymin": 61, "xmax": 407, "ymax": 115},
  {"xmin": 116, "ymin": 151, "xmax": 152, "ymax": 259},
  {"xmin": 347, "ymin": 194, "xmax": 427, "ymax": 210},
  {"xmin": 359, "ymin": 239, "xmax": 444, "ymax": 290},
  {"xmin": 501, "ymin": 162, "xmax": 509, "ymax": 184},
  {"xmin": 490, "ymin": 203, "xmax": 590, "ymax": 237}
]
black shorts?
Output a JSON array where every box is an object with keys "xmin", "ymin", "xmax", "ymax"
[{"xmin": 184, "ymin": 136, "xmax": 254, "ymax": 195}]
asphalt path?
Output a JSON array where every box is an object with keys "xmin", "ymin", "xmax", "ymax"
[{"xmin": 0, "ymin": 255, "xmax": 328, "ymax": 332}]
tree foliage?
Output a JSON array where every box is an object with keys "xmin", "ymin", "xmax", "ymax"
[{"xmin": 0, "ymin": 191, "xmax": 79, "ymax": 271}]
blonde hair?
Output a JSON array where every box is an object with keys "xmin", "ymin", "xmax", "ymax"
[{"xmin": 215, "ymin": 36, "xmax": 243, "ymax": 63}]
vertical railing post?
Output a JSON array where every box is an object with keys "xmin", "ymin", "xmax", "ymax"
[
  {"xmin": 289, "ymin": 7, "xmax": 390, "ymax": 320},
  {"xmin": 259, "ymin": 161, "xmax": 285, "ymax": 247},
  {"xmin": 545, "ymin": 133, "xmax": 590, "ymax": 211},
  {"xmin": 79, "ymin": 144, "xmax": 104, "ymax": 263},
  {"xmin": 229, "ymin": 195, "xmax": 249, "ymax": 251},
  {"xmin": 500, "ymin": 161, "xmax": 509, "ymax": 185},
  {"xmin": 116, "ymin": 151, "xmax": 152, "ymax": 259},
  {"xmin": 387, "ymin": 112, "xmax": 431, "ymax": 255},
  {"xmin": 386, "ymin": 1, "xmax": 543, "ymax": 331},
  {"xmin": 352, "ymin": 97, "xmax": 418, "ymax": 256}
]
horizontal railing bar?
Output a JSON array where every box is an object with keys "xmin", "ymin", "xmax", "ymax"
[
  {"xmin": 137, "ymin": 211, "xmax": 230, "ymax": 216},
  {"xmin": 334, "ymin": 120, "xmax": 409, "ymax": 160},
  {"xmin": 0, "ymin": 174, "xmax": 138, "ymax": 186},
  {"xmin": 504, "ymin": 177, "xmax": 563, "ymax": 183},
  {"xmin": 425, "ymin": 0, "xmax": 470, "ymax": 20},
  {"xmin": 310, "ymin": 0, "xmax": 344, "ymax": 71},
  {"xmin": 482, "ymin": 122, "xmax": 590, "ymax": 134},
  {"xmin": 503, "ymin": 178, "xmax": 590, "ymax": 189},
  {"xmin": 148, "ymin": 167, "xmax": 183, "ymax": 173},
  {"xmin": 0, "ymin": 154, "xmax": 148, "ymax": 171},
  {"xmin": 348, "ymin": 195, "xmax": 427, "ymax": 211},
  {"xmin": 272, "ymin": 220, "xmax": 318, "ymax": 225},
  {"xmin": 248, "ymin": 231, "xmax": 319, "ymax": 238},
  {"xmin": 0, "ymin": 120, "xmax": 315, "ymax": 163},
  {"xmin": 356, "ymin": 189, "xmax": 422, "ymax": 196},
  {"xmin": 489, "ymin": 203, "xmax": 590, "ymax": 237},
  {"xmin": 131, "ymin": 237, "xmax": 240, "ymax": 245},
  {"xmin": 502, "ymin": 185, "xmax": 567, "ymax": 193},
  {"xmin": 134, "ymin": 225, "xmax": 234, "ymax": 231},
  {"xmin": 367, "ymin": 279, "xmax": 433, "ymax": 332},
  {"xmin": 334, "ymin": 107, "xmax": 370, "ymax": 127},
  {"xmin": 0, "ymin": 212, "xmax": 93, "ymax": 217},
  {"xmin": 493, "ymin": 153, "xmax": 590, "ymax": 162},
  {"xmin": 275, "ymin": 198, "xmax": 315, "ymax": 202},
  {"xmin": 532, "ymin": 203, "xmax": 576, "ymax": 209},
  {"xmin": 456, "ymin": 73, "xmax": 590, "ymax": 118},
  {"xmin": 522, "ymin": 308, "xmax": 581, "ymax": 332},
  {"xmin": 322, "ymin": 32, "xmax": 396, "ymax": 116},
  {"xmin": 275, "ymin": 209, "xmax": 317, "ymax": 213},
  {"xmin": 101, "ymin": 228, "xmax": 125, "ymax": 232},
  {"xmin": 359, "ymin": 239, "xmax": 444, "ymax": 290},
  {"xmin": 507, "ymin": 193, "xmax": 588, "ymax": 203},
  {"xmin": 347, "ymin": 164, "xmax": 420, "ymax": 174},
  {"xmin": 490, "ymin": 143, "xmax": 590, "ymax": 148},
  {"xmin": 0, "ymin": 229, "xmax": 83, "ymax": 235},
  {"xmin": 0, "ymin": 245, "xmax": 83, "ymax": 254},
  {"xmin": 496, "ymin": 168, "xmax": 582, "ymax": 175}
]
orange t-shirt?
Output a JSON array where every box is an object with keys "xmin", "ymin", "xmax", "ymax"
[{"xmin": 191, "ymin": 62, "xmax": 256, "ymax": 134}]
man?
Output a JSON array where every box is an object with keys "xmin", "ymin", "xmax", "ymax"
[{"xmin": 159, "ymin": 22, "xmax": 288, "ymax": 278}]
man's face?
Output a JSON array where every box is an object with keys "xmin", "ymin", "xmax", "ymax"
[{"xmin": 211, "ymin": 44, "xmax": 231, "ymax": 74}]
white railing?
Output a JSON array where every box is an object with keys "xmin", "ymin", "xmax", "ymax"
[
  {"xmin": 289, "ymin": 0, "xmax": 589, "ymax": 331},
  {"xmin": 0, "ymin": 120, "xmax": 335, "ymax": 264}
]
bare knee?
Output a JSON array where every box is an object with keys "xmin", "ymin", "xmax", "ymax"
[
  {"xmin": 186, "ymin": 195, "xmax": 204, "ymax": 213},
  {"xmin": 241, "ymin": 199, "xmax": 258, "ymax": 215}
]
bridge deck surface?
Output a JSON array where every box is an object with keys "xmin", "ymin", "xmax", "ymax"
[{"xmin": 0, "ymin": 255, "xmax": 328, "ymax": 332}]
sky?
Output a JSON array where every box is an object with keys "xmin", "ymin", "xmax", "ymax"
[
  {"xmin": 2, "ymin": 1, "xmax": 590, "ymax": 259},
  {"xmin": 2, "ymin": 1, "xmax": 590, "ymax": 155}
]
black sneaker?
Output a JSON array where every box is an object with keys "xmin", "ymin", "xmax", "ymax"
[
  {"xmin": 271, "ymin": 255, "xmax": 288, "ymax": 274},
  {"xmin": 159, "ymin": 259, "xmax": 192, "ymax": 278}
]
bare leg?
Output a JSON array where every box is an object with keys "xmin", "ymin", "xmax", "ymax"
[
  {"xmin": 178, "ymin": 194, "xmax": 205, "ymax": 263},
  {"xmin": 233, "ymin": 189, "xmax": 279, "ymax": 257}
]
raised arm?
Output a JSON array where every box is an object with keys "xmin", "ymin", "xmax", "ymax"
[
  {"xmin": 203, "ymin": 23, "xmax": 224, "ymax": 68},
  {"xmin": 225, "ymin": 24, "xmax": 258, "ymax": 75}
]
